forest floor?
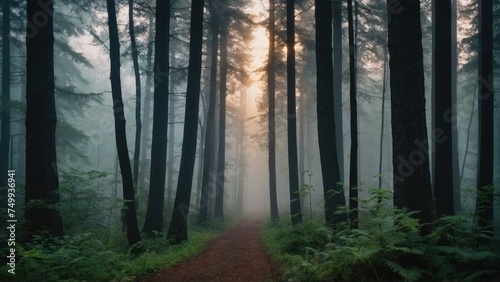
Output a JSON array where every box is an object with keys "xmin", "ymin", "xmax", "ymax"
[{"xmin": 142, "ymin": 218, "xmax": 280, "ymax": 282}]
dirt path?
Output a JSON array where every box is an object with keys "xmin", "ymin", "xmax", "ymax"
[{"xmin": 143, "ymin": 218, "xmax": 280, "ymax": 282}]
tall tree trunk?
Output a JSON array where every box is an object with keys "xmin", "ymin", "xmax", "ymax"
[
  {"xmin": 139, "ymin": 15, "xmax": 155, "ymax": 195},
  {"xmin": 215, "ymin": 16, "xmax": 228, "ymax": 219},
  {"xmin": 316, "ymin": 0, "xmax": 346, "ymax": 226},
  {"xmin": 450, "ymin": 0, "xmax": 460, "ymax": 214},
  {"xmin": 17, "ymin": 76, "xmax": 27, "ymax": 184},
  {"xmin": 237, "ymin": 90, "xmax": 246, "ymax": 215},
  {"xmin": 25, "ymin": 0, "xmax": 63, "ymax": 237},
  {"xmin": 333, "ymin": 0, "xmax": 343, "ymax": 187},
  {"xmin": 167, "ymin": 0, "xmax": 204, "ymax": 243},
  {"xmin": 476, "ymin": 0, "xmax": 494, "ymax": 232},
  {"xmin": 106, "ymin": 0, "xmax": 141, "ymax": 245},
  {"xmin": 287, "ymin": 0, "xmax": 302, "ymax": 225},
  {"xmin": 129, "ymin": 0, "xmax": 142, "ymax": 189},
  {"xmin": 268, "ymin": 0, "xmax": 279, "ymax": 221},
  {"xmin": 378, "ymin": 41, "xmax": 388, "ymax": 192},
  {"xmin": 347, "ymin": 0, "xmax": 358, "ymax": 229},
  {"xmin": 199, "ymin": 10, "xmax": 219, "ymax": 224},
  {"xmin": 195, "ymin": 118, "xmax": 205, "ymax": 211},
  {"xmin": 433, "ymin": 0, "xmax": 454, "ymax": 216},
  {"xmin": 166, "ymin": 54, "xmax": 177, "ymax": 216},
  {"xmin": 388, "ymin": 0, "xmax": 435, "ymax": 231},
  {"xmin": 143, "ymin": 0, "xmax": 171, "ymax": 233},
  {"xmin": 298, "ymin": 87, "xmax": 305, "ymax": 212},
  {"xmin": 0, "ymin": 0, "xmax": 11, "ymax": 192}
]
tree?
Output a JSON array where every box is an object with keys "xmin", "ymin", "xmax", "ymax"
[
  {"xmin": 387, "ymin": 0, "xmax": 435, "ymax": 230},
  {"xmin": 25, "ymin": 0, "xmax": 63, "ymax": 237},
  {"xmin": 315, "ymin": 0, "xmax": 346, "ymax": 226},
  {"xmin": 106, "ymin": 0, "xmax": 141, "ymax": 245},
  {"xmin": 143, "ymin": 0, "xmax": 171, "ymax": 233},
  {"xmin": 451, "ymin": 0, "xmax": 460, "ymax": 214},
  {"xmin": 215, "ymin": 13, "xmax": 229, "ymax": 220},
  {"xmin": 333, "ymin": 0, "xmax": 343, "ymax": 191},
  {"xmin": 167, "ymin": 0, "xmax": 204, "ymax": 243},
  {"xmin": 286, "ymin": 0, "xmax": 302, "ymax": 225},
  {"xmin": 475, "ymin": 0, "xmax": 494, "ymax": 232},
  {"xmin": 129, "ymin": 0, "xmax": 142, "ymax": 190},
  {"xmin": 0, "ymin": 0, "xmax": 11, "ymax": 192},
  {"xmin": 139, "ymin": 14, "xmax": 155, "ymax": 195},
  {"xmin": 433, "ymin": 0, "xmax": 454, "ymax": 216},
  {"xmin": 268, "ymin": 0, "xmax": 279, "ymax": 222},
  {"xmin": 199, "ymin": 4, "xmax": 219, "ymax": 224},
  {"xmin": 347, "ymin": 0, "xmax": 358, "ymax": 229}
]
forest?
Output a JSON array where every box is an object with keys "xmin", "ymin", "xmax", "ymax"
[{"xmin": 0, "ymin": 0, "xmax": 499, "ymax": 281}]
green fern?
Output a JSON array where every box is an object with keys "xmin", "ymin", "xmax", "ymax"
[{"xmin": 383, "ymin": 260, "xmax": 424, "ymax": 282}]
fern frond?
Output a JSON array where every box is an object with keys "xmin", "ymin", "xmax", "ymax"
[{"xmin": 383, "ymin": 260, "xmax": 424, "ymax": 282}]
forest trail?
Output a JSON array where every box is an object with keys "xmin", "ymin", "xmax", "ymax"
[{"xmin": 143, "ymin": 218, "xmax": 280, "ymax": 282}]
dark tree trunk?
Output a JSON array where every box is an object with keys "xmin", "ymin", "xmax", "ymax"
[
  {"xmin": 450, "ymin": 0, "xmax": 460, "ymax": 214},
  {"xmin": 215, "ymin": 17, "xmax": 229, "ymax": 220},
  {"xmin": 333, "ymin": 0, "xmax": 343, "ymax": 187},
  {"xmin": 106, "ymin": 0, "xmax": 141, "ymax": 245},
  {"xmin": 433, "ymin": 0, "xmax": 454, "ymax": 217},
  {"xmin": 1, "ymin": 0, "xmax": 11, "ymax": 192},
  {"xmin": 166, "ymin": 54, "xmax": 177, "ymax": 216},
  {"xmin": 167, "ymin": 0, "xmax": 204, "ymax": 243},
  {"xmin": 347, "ymin": 0, "xmax": 358, "ymax": 229},
  {"xmin": 199, "ymin": 10, "xmax": 219, "ymax": 224},
  {"xmin": 139, "ymin": 15, "xmax": 155, "ymax": 195},
  {"xmin": 129, "ymin": 0, "xmax": 142, "ymax": 190},
  {"xmin": 476, "ymin": 0, "xmax": 494, "ymax": 232},
  {"xmin": 143, "ymin": 0, "xmax": 170, "ymax": 233},
  {"xmin": 25, "ymin": 0, "xmax": 63, "ymax": 237},
  {"xmin": 315, "ymin": 0, "xmax": 346, "ymax": 226},
  {"xmin": 387, "ymin": 0, "xmax": 435, "ymax": 230},
  {"xmin": 287, "ymin": 0, "xmax": 302, "ymax": 225},
  {"xmin": 268, "ymin": 0, "xmax": 279, "ymax": 221}
]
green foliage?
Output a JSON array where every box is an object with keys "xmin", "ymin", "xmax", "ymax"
[
  {"xmin": 263, "ymin": 188, "xmax": 500, "ymax": 282},
  {"xmin": 0, "ymin": 223, "xmax": 229, "ymax": 281}
]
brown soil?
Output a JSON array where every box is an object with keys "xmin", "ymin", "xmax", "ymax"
[{"xmin": 142, "ymin": 218, "xmax": 281, "ymax": 282}]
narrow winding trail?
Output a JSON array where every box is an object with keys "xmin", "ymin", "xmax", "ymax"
[{"xmin": 144, "ymin": 218, "xmax": 280, "ymax": 282}]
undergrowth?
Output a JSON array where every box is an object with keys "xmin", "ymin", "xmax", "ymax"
[
  {"xmin": 0, "ymin": 169, "xmax": 233, "ymax": 281},
  {"xmin": 0, "ymin": 221, "xmax": 230, "ymax": 282},
  {"xmin": 262, "ymin": 189, "xmax": 500, "ymax": 282}
]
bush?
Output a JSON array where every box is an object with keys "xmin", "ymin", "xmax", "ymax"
[{"xmin": 262, "ymin": 189, "xmax": 500, "ymax": 282}]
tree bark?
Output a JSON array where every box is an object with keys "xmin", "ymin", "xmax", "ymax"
[
  {"xmin": 333, "ymin": 0, "xmax": 343, "ymax": 188},
  {"xmin": 268, "ymin": 0, "xmax": 279, "ymax": 221},
  {"xmin": 167, "ymin": 0, "xmax": 204, "ymax": 243},
  {"xmin": 316, "ymin": 0, "xmax": 346, "ymax": 226},
  {"xmin": 129, "ymin": 0, "xmax": 142, "ymax": 190},
  {"xmin": 143, "ymin": 0, "xmax": 171, "ymax": 233},
  {"xmin": 106, "ymin": 0, "xmax": 141, "ymax": 245},
  {"xmin": 215, "ymin": 16, "xmax": 229, "ymax": 219},
  {"xmin": 166, "ymin": 54, "xmax": 177, "ymax": 217},
  {"xmin": 450, "ymin": 0, "xmax": 460, "ymax": 214},
  {"xmin": 287, "ymin": 0, "xmax": 302, "ymax": 225},
  {"xmin": 199, "ymin": 9, "xmax": 219, "ymax": 224},
  {"xmin": 476, "ymin": 0, "xmax": 494, "ymax": 232},
  {"xmin": 433, "ymin": 0, "xmax": 454, "ymax": 216},
  {"xmin": 1, "ymin": 0, "xmax": 11, "ymax": 192},
  {"xmin": 25, "ymin": 0, "xmax": 63, "ymax": 237},
  {"xmin": 139, "ymin": 15, "xmax": 155, "ymax": 196},
  {"xmin": 347, "ymin": 0, "xmax": 358, "ymax": 229},
  {"xmin": 387, "ymin": 0, "xmax": 435, "ymax": 231}
]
